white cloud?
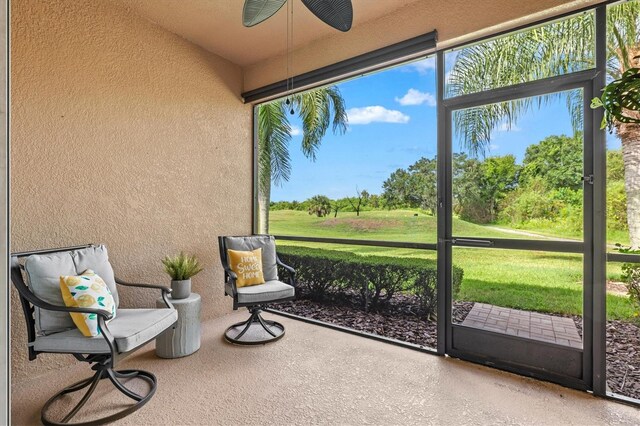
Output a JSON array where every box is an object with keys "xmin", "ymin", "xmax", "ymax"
[
  {"xmin": 403, "ymin": 53, "xmax": 458, "ymax": 75},
  {"xmin": 489, "ymin": 144, "xmax": 500, "ymax": 151},
  {"xmin": 496, "ymin": 122, "xmax": 521, "ymax": 132},
  {"xmin": 395, "ymin": 89, "xmax": 436, "ymax": 106},
  {"xmin": 290, "ymin": 125, "xmax": 301, "ymax": 136},
  {"xmin": 347, "ymin": 106, "xmax": 410, "ymax": 125},
  {"xmin": 406, "ymin": 57, "xmax": 435, "ymax": 74}
]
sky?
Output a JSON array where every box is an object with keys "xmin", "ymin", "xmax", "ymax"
[{"xmin": 270, "ymin": 56, "xmax": 622, "ymax": 202}]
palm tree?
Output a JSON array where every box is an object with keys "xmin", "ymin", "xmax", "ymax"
[
  {"xmin": 447, "ymin": 2, "xmax": 640, "ymax": 247},
  {"xmin": 257, "ymin": 86, "xmax": 348, "ymax": 233}
]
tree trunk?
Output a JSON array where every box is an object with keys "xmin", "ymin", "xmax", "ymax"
[
  {"xmin": 258, "ymin": 181, "xmax": 271, "ymax": 235},
  {"xmin": 617, "ymin": 122, "xmax": 640, "ymax": 248}
]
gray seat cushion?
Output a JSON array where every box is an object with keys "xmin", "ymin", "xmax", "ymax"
[
  {"xmin": 24, "ymin": 244, "xmax": 119, "ymax": 335},
  {"xmin": 33, "ymin": 308, "xmax": 177, "ymax": 354},
  {"xmin": 237, "ymin": 280, "xmax": 294, "ymax": 305},
  {"xmin": 224, "ymin": 236, "xmax": 279, "ymax": 281}
]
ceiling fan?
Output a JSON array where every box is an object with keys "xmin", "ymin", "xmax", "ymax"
[{"xmin": 243, "ymin": 0, "xmax": 353, "ymax": 32}]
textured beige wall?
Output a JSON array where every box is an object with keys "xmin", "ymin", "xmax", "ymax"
[
  {"xmin": 1, "ymin": 0, "xmax": 7, "ymax": 421},
  {"xmin": 10, "ymin": 0, "xmax": 251, "ymax": 382},
  {"xmin": 243, "ymin": 0, "xmax": 603, "ymax": 92}
]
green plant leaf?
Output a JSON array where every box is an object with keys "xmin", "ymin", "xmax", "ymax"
[{"xmin": 162, "ymin": 251, "xmax": 204, "ymax": 280}]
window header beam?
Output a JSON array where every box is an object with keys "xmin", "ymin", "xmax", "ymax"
[{"xmin": 242, "ymin": 30, "xmax": 437, "ymax": 104}]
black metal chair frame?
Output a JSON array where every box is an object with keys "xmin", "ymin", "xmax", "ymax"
[
  {"xmin": 218, "ymin": 236, "xmax": 296, "ymax": 345},
  {"xmin": 10, "ymin": 244, "xmax": 174, "ymax": 426}
]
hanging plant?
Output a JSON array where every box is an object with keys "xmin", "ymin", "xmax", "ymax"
[{"xmin": 591, "ymin": 65, "xmax": 640, "ymax": 133}]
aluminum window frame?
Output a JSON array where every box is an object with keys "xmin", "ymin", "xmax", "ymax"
[{"xmin": 249, "ymin": 2, "xmax": 640, "ymax": 405}]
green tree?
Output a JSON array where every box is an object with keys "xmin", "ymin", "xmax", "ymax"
[
  {"xmin": 453, "ymin": 153, "xmax": 518, "ymax": 223},
  {"xmin": 448, "ymin": 1, "xmax": 640, "ymax": 247},
  {"xmin": 482, "ymin": 155, "xmax": 519, "ymax": 221},
  {"xmin": 331, "ymin": 197, "xmax": 349, "ymax": 217},
  {"xmin": 382, "ymin": 168, "xmax": 412, "ymax": 209},
  {"xmin": 258, "ymin": 87, "xmax": 348, "ymax": 233},
  {"xmin": 381, "ymin": 157, "xmax": 437, "ymax": 213},
  {"xmin": 453, "ymin": 154, "xmax": 486, "ymax": 222},
  {"xmin": 520, "ymin": 134, "xmax": 583, "ymax": 190},
  {"xmin": 408, "ymin": 157, "xmax": 438, "ymax": 213},
  {"xmin": 607, "ymin": 149, "xmax": 625, "ymax": 181},
  {"xmin": 307, "ymin": 195, "xmax": 332, "ymax": 217},
  {"xmin": 347, "ymin": 188, "xmax": 367, "ymax": 216},
  {"xmin": 368, "ymin": 194, "xmax": 381, "ymax": 209}
]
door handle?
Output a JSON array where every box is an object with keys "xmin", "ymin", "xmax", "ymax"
[{"xmin": 449, "ymin": 238, "xmax": 494, "ymax": 247}]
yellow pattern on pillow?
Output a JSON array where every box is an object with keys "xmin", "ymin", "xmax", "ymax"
[
  {"xmin": 227, "ymin": 248, "xmax": 265, "ymax": 288},
  {"xmin": 60, "ymin": 269, "xmax": 116, "ymax": 337}
]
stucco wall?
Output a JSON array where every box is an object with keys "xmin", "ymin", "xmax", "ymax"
[
  {"xmin": 1, "ymin": 0, "xmax": 7, "ymax": 421},
  {"xmin": 10, "ymin": 0, "xmax": 251, "ymax": 382}
]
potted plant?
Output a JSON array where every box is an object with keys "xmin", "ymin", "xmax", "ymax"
[
  {"xmin": 162, "ymin": 252, "xmax": 204, "ymax": 299},
  {"xmin": 591, "ymin": 65, "xmax": 640, "ymax": 132}
]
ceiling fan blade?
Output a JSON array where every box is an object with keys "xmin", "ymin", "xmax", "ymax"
[
  {"xmin": 301, "ymin": 0, "xmax": 353, "ymax": 32},
  {"xmin": 243, "ymin": 0, "xmax": 287, "ymax": 27}
]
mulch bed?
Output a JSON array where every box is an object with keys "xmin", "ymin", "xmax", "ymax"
[
  {"xmin": 605, "ymin": 320, "xmax": 640, "ymax": 399},
  {"xmin": 273, "ymin": 290, "xmax": 640, "ymax": 401}
]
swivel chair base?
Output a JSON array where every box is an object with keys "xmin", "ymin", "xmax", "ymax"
[
  {"xmin": 41, "ymin": 363, "xmax": 156, "ymax": 426},
  {"xmin": 224, "ymin": 306, "xmax": 285, "ymax": 345}
]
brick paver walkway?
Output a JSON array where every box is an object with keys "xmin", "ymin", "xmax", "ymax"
[{"xmin": 461, "ymin": 303, "xmax": 582, "ymax": 348}]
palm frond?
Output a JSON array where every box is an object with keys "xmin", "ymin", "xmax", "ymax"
[
  {"xmin": 257, "ymin": 85, "xmax": 348, "ymax": 199},
  {"xmin": 447, "ymin": 11, "xmax": 600, "ymax": 155},
  {"xmin": 258, "ymin": 101, "xmax": 291, "ymax": 190}
]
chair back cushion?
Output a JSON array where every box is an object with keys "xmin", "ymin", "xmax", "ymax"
[
  {"xmin": 72, "ymin": 245, "xmax": 119, "ymax": 307},
  {"xmin": 24, "ymin": 244, "xmax": 119, "ymax": 335},
  {"xmin": 223, "ymin": 236, "xmax": 279, "ymax": 281},
  {"xmin": 24, "ymin": 252, "xmax": 77, "ymax": 335},
  {"xmin": 60, "ymin": 269, "xmax": 117, "ymax": 337}
]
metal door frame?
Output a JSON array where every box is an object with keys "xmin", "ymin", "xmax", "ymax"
[{"xmin": 436, "ymin": 6, "xmax": 607, "ymax": 391}]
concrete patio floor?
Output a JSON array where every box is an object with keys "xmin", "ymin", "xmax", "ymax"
[{"xmin": 11, "ymin": 310, "xmax": 640, "ymax": 425}]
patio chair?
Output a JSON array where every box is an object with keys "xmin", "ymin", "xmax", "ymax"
[
  {"xmin": 218, "ymin": 235, "xmax": 296, "ymax": 345},
  {"xmin": 10, "ymin": 244, "xmax": 178, "ymax": 426}
]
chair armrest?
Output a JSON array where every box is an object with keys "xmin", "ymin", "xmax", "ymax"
[
  {"xmin": 276, "ymin": 257, "xmax": 296, "ymax": 286},
  {"xmin": 115, "ymin": 277, "xmax": 171, "ymax": 294},
  {"xmin": 223, "ymin": 267, "xmax": 238, "ymax": 297},
  {"xmin": 10, "ymin": 260, "xmax": 115, "ymax": 320},
  {"xmin": 115, "ymin": 277, "xmax": 173, "ymax": 308},
  {"xmin": 25, "ymin": 292, "xmax": 113, "ymax": 320}
]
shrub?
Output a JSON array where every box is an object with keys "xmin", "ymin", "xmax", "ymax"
[
  {"xmin": 617, "ymin": 245, "xmax": 640, "ymax": 315},
  {"xmin": 607, "ymin": 181, "xmax": 628, "ymax": 231},
  {"xmin": 277, "ymin": 248, "xmax": 344, "ymax": 300},
  {"xmin": 306, "ymin": 195, "xmax": 332, "ymax": 217},
  {"xmin": 276, "ymin": 245, "xmax": 464, "ymax": 318},
  {"xmin": 499, "ymin": 179, "xmax": 562, "ymax": 224}
]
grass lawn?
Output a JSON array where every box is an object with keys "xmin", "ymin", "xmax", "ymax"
[{"xmin": 270, "ymin": 209, "xmax": 636, "ymax": 320}]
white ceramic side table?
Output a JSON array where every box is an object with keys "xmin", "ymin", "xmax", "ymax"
[{"xmin": 155, "ymin": 293, "xmax": 201, "ymax": 358}]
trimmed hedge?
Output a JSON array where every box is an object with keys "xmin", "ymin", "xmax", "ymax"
[{"xmin": 277, "ymin": 245, "xmax": 463, "ymax": 318}]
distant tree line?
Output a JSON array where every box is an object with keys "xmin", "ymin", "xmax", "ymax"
[{"xmin": 271, "ymin": 133, "xmax": 629, "ymax": 235}]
